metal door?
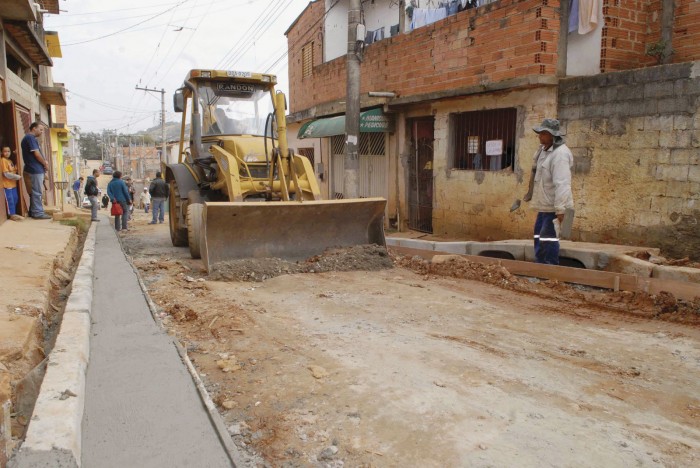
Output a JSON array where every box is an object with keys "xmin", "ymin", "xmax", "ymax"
[
  {"xmin": 408, "ymin": 118, "xmax": 434, "ymax": 233},
  {"xmin": 330, "ymin": 134, "xmax": 387, "ymax": 200}
]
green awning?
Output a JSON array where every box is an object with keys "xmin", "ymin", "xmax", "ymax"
[{"xmin": 297, "ymin": 108, "xmax": 393, "ymax": 139}]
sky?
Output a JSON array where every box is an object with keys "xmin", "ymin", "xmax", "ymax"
[{"xmin": 44, "ymin": 0, "xmax": 313, "ymax": 134}]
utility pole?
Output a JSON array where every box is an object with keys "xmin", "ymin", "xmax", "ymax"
[
  {"xmin": 344, "ymin": 0, "xmax": 362, "ymax": 199},
  {"xmin": 135, "ymin": 85, "xmax": 166, "ymax": 165}
]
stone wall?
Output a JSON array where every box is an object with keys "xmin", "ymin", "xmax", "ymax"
[{"xmin": 558, "ymin": 61, "xmax": 700, "ymax": 259}]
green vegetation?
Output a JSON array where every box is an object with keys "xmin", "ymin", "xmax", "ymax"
[{"xmin": 59, "ymin": 217, "xmax": 90, "ymax": 234}]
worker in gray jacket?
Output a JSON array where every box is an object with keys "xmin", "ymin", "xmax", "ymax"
[{"xmin": 530, "ymin": 119, "xmax": 574, "ymax": 265}]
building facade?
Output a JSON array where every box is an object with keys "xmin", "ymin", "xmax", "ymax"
[
  {"xmin": 0, "ymin": 0, "xmax": 65, "ymax": 222},
  {"xmin": 286, "ymin": 0, "xmax": 700, "ymax": 259}
]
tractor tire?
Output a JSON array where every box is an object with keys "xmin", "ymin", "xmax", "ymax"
[
  {"xmin": 187, "ymin": 203, "xmax": 204, "ymax": 259},
  {"xmin": 169, "ymin": 179, "xmax": 189, "ymax": 247}
]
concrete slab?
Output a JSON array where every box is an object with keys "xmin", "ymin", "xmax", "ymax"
[
  {"xmin": 80, "ymin": 219, "xmax": 232, "ymax": 467},
  {"xmin": 386, "ymin": 235, "xmax": 698, "ymax": 284}
]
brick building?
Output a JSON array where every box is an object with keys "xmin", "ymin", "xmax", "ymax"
[{"xmin": 285, "ymin": 0, "xmax": 700, "ymax": 259}]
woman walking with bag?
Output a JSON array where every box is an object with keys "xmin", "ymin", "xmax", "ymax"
[{"xmin": 107, "ymin": 171, "xmax": 132, "ymax": 232}]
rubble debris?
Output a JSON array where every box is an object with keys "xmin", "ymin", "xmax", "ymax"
[{"xmin": 208, "ymin": 245, "xmax": 392, "ymax": 282}]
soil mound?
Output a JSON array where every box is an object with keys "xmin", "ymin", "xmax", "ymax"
[{"xmin": 209, "ymin": 244, "xmax": 392, "ymax": 282}]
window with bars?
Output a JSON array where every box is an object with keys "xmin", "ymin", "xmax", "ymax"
[
  {"xmin": 301, "ymin": 41, "xmax": 314, "ymax": 78},
  {"xmin": 451, "ymin": 108, "xmax": 517, "ymax": 171}
]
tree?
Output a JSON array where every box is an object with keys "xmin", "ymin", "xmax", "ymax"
[{"xmin": 79, "ymin": 132, "xmax": 102, "ymax": 160}]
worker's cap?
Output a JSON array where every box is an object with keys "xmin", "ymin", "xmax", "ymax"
[
  {"xmin": 143, "ymin": 188, "xmax": 148, "ymax": 191},
  {"xmin": 533, "ymin": 118, "xmax": 565, "ymax": 136}
]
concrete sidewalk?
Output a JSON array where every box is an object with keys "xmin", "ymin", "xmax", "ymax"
[{"xmin": 81, "ymin": 220, "xmax": 232, "ymax": 467}]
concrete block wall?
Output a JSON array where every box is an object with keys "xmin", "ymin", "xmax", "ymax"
[
  {"xmin": 287, "ymin": 0, "xmax": 561, "ymax": 114},
  {"xmin": 558, "ymin": 61, "xmax": 700, "ymax": 260}
]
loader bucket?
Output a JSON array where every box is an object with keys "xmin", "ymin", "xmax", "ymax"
[{"xmin": 201, "ymin": 198, "xmax": 387, "ymax": 272}]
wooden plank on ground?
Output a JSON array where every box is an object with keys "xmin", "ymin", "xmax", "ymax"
[{"xmin": 390, "ymin": 246, "xmax": 700, "ymax": 301}]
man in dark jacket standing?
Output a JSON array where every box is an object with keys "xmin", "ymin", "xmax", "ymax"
[
  {"xmin": 21, "ymin": 122, "xmax": 51, "ymax": 219},
  {"xmin": 148, "ymin": 171, "xmax": 169, "ymax": 224},
  {"xmin": 84, "ymin": 169, "xmax": 100, "ymax": 222}
]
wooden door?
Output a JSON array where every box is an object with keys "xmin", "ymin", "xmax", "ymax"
[{"xmin": 0, "ymin": 101, "xmax": 29, "ymax": 219}]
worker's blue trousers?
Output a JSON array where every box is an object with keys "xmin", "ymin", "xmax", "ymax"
[{"xmin": 534, "ymin": 212, "xmax": 559, "ymax": 265}]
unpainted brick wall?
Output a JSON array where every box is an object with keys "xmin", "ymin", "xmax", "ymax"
[
  {"xmin": 286, "ymin": 1, "xmax": 326, "ymax": 114},
  {"xmin": 674, "ymin": 0, "xmax": 700, "ymax": 63},
  {"xmin": 600, "ymin": 0, "xmax": 700, "ymax": 72},
  {"xmin": 558, "ymin": 62, "xmax": 700, "ymax": 259},
  {"xmin": 287, "ymin": 0, "xmax": 561, "ymax": 114}
]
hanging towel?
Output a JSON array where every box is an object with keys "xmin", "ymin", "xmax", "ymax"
[
  {"xmin": 578, "ymin": 0, "xmax": 599, "ymax": 34},
  {"xmin": 410, "ymin": 7, "xmax": 448, "ymax": 31},
  {"xmin": 424, "ymin": 7, "xmax": 448, "ymax": 24},
  {"xmin": 410, "ymin": 8, "xmax": 428, "ymax": 30},
  {"xmin": 374, "ymin": 27, "xmax": 385, "ymax": 42},
  {"xmin": 447, "ymin": 0, "xmax": 460, "ymax": 15},
  {"xmin": 568, "ymin": 0, "xmax": 579, "ymax": 33}
]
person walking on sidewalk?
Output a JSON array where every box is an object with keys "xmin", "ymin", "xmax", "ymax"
[
  {"xmin": 107, "ymin": 171, "xmax": 132, "ymax": 232},
  {"xmin": 84, "ymin": 169, "xmax": 101, "ymax": 222},
  {"xmin": 21, "ymin": 122, "xmax": 51, "ymax": 220},
  {"xmin": 2, "ymin": 146, "xmax": 24, "ymax": 221},
  {"xmin": 72, "ymin": 177, "xmax": 83, "ymax": 207},
  {"xmin": 148, "ymin": 171, "xmax": 168, "ymax": 224},
  {"xmin": 530, "ymin": 118, "xmax": 574, "ymax": 265}
]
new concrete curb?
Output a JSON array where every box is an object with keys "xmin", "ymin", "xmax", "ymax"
[
  {"xmin": 121, "ymin": 240, "xmax": 245, "ymax": 467},
  {"xmin": 10, "ymin": 222, "xmax": 97, "ymax": 468}
]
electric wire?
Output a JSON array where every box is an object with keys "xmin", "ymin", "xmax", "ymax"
[
  {"xmin": 219, "ymin": 0, "xmax": 291, "ymax": 69},
  {"xmin": 213, "ymin": 0, "xmax": 285, "ymax": 69},
  {"xmin": 62, "ymin": 0, "xmax": 192, "ymax": 46}
]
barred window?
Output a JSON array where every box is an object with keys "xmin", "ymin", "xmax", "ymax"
[
  {"xmin": 451, "ymin": 108, "xmax": 517, "ymax": 171},
  {"xmin": 301, "ymin": 42, "xmax": 314, "ymax": 78}
]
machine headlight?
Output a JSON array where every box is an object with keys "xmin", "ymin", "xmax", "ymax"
[{"xmin": 201, "ymin": 71, "xmax": 211, "ymax": 78}]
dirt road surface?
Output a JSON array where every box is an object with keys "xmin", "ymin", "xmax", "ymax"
[{"xmin": 119, "ymin": 210, "xmax": 700, "ymax": 467}]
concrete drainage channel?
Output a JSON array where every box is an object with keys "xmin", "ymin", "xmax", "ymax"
[
  {"xmin": 386, "ymin": 238, "xmax": 700, "ymax": 284},
  {"xmin": 9, "ymin": 224, "xmax": 96, "ymax": 467}
]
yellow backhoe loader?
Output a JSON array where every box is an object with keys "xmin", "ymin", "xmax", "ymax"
[{"xmin": 165, "ymin": 69, "xmax": 386, "ymax": 271}]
